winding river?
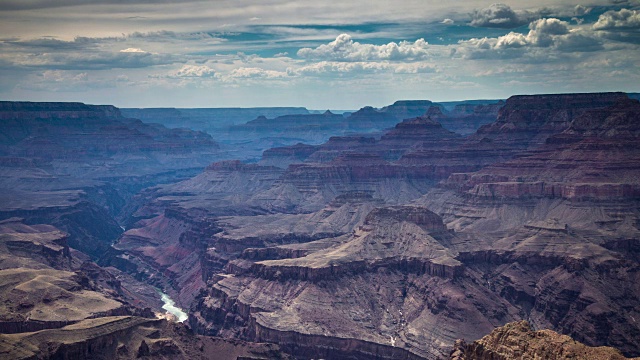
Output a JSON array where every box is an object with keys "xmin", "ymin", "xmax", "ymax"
[{"xmin": 160, "ymin": 292, "xmax": 188, "ymax": 322}]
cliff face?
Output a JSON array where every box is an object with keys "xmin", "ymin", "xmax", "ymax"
[
  {"xmin": 0, "ymin": 101, "xmax": 218, "ymax": 157},
  {"xmin": 0, "ymin": 219, "xmax": 143, "ymax": 334},
  {"xmin": 192, "ymin": 206, "xmax": 474, "ymax": 359},
  {"xmin": 0, "ymin": 316, "xmax": 291, "ymax": 360},
  {"xmin": 0, "ymin": 101, "xmax": 226, "ymax": 258},
  {"xmin": 0, "ymin": 218, "xmax": 288, "ymax": 360},
  {"xmin": 260, "ymin": 143, "xmax": 319, "ymax": 168},
  {"xmin": 414, "ymin": 96, "xmax": 640, "ymax": 356},
  {"xmin": 256, "ymin": 116, "xmax": 464, "ymax": 212},
  {"xmin": 0, "ymin": 200, "xmax": 123, "ymax": 258},
  {"xmin": 379, "ymin": 100, "xmax": 440, "ymax": 122},
  {"xmin": 393, "ymin": 92, "xmax": 631, "ymax": 196},
  {"xmin": 450, "ymin": 321, "xmax": 640, "ymax": 360},
  {"xmin": 470, "ymin": 92, "xmax": 627, "ymax": 150},
  {"xmin": 429, "ymin": 98, "xmax": 640, "ymax": 230},
  {"xmin": 429, "ymin": 101, "xmax": 503, "ymax": 135}
]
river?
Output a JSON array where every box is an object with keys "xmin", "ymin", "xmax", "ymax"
[{"xmin": 160, "ymin": 292, "xmax": 189, "ymax": 323}]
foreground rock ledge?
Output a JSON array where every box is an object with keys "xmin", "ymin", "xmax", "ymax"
[{"xmin": 450, "ymin": 320, "xmax": 640, "ymax": 360}]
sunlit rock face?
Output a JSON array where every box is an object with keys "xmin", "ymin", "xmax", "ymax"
[{"xmin": 449, "ymin": 321, "xmax": 640, "ymax": 360}]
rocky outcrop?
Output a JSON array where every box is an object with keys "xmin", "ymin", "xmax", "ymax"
[
  {"xmin": 106, "ymin": 208, "xmax": 219, "ymax": 309},
  {"xmin": 413, "ymin": 96, "xmax": 640, "ymax": 356},
  {"xmin": 346, "ymin": 106, "xmax": 402, "ymax": 131},
  {"xmin": 260, "ymin": 143, "xmax": 319, "ymax": 168},
  {"xmin": 379, "ymin": 100, "xmax": 440, "ymax": 121},
  {"xmin": 0, "ymin": 218, "xmax": 177, "ymax": 329},
  {"xmin": 469, "ymin": 92, "xmax": 627, "ymax": 150},
  {"xmin": 257, "ymin": 116, "xmax": 465, "ymax": 212},
  {"xmin": 451, "ymin": 321, "xmax": 640, "ymax": 360},
  {"xmin": 0, "ymin": 200, "xmax": 123, "ymax": 258},
  {"xmin": 0, "ymin": 217, "xmax": 71, "ymax": 269},
  {"xmin": 193, "ymin": 206, "xmax": 475, "ymax": 359},
  {"xmin": 434, "ymin": 97, "xmax": 640, "ymax": 206},
  {"xmin": 0, "ymin": 316, "xmax": 291, "ymax": 360},
  {"xmin": 427, "ymin": 101, "xmax": 504, "ymax": 135},
  {"xmin": 0, "ymin": 101, "xmax": 227, "ymax": 259}
]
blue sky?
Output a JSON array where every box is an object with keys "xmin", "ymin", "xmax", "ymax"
[{"xmin": 0, "ymin": 1, "xmax": 638, "ymax": 109}]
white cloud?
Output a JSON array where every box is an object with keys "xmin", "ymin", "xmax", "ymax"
[
  {"xmin": 441, "ymin": 18, "xmax": 454, "ymax": 25},
  {"xmin": 460, "ymin": 17, "xmax": 602, "ymax": 58},
  {"xmin": 297, "ymin": 34, "xmax": 430, "ymax": 62},
  {"xmin": 593, "ymin": 8, "xmax": 640, "ymax": 30},
  {"xmin": 293, "ymin": 61, "xmax": 385, "ymax": 75},
  {"xmin": 173, "ymin": 64, "xmax": 216, "ymax": 78},
  {"xmin": 494, "ymin": 32, "xmax": 528, "ymax": 48},
  {"xmin": 289, "ymin": 60, "xmax": 436, "ymax": 76},
  {"xmin": 228, "ymin": 67, "xmax": 288, "ymax": 78},
  {"xmin": 120, "ymin": 47, "xmax": 146, "ymax": 53},
  {"xmin": 469, "ymin": 3, "xmax": 533, "ymax": 28},
  {"xmin": 393, "ymin": 63, "xmax": 438, "ymax": 74}
]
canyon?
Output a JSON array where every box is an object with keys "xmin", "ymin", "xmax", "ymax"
[{"xmin": 0, "ymin": 93, "xmax": 638, "ymax": 359}]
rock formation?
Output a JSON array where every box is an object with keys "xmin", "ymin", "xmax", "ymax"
[
  {"xmin": 1, "ymin": 94, "xmax": 639, "ymax": 360},
  {"xmin": 0, "ymin": 101, "xmax": 223, "ymax": 257},
  {"xmin": 184, "ymin": 93, "xmax": 640, "ymax": 359},
  {"xmin": 450, "ymin": 321, "xmax": 640, "ymax": 360},
  {"xmin": 0, "ymin": 219, "xmax": 289, "ymax": 360},
  {"xmin": 0, "ymin": 316, "xmax": 290, "ymax": 360},
  {"xmin": 416, "ymin": 96, "xmax": 640, "ymax": 356}
]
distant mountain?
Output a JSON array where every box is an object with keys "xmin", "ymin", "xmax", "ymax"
[{"xmin": 121, "ymin": 107, "xmax": 310, "ymax": 131}]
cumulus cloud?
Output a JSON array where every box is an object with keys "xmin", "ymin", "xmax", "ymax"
[
  {"xmin": 120, "ymin": 47, "xmax": 146, "ymax": 53},
  {"xmin": 289, "ymin": 61, "xmax": 436, "ymax": 76},
  {"xmin": 593, "ymin": 9, "xmax": 640, "ymax": 30},
  {"xmin": 172, "ymin": 64, "xmax": 216, "ymax": 78},
  {"xmin": 149, "ymin": 64, "xmax": 217, "ymax": 79},
  {"xmin": 228, "ymin": 67, "xmax": 288, "ymax": 78},
  {"xmin": 297, "ymin": 34, "xmax": 430, "ymax": 62},
  {"xmin": 574, "ymin": 5, "xmax": 591, "ymax": 17},
  {"xmin": 460, "ymin": 17, "xmax": 602, "ymax": 59},
  {"xmin": 469, "ymin": 3, "xmax": 532, "ymax": 28},
  {"xmin": 441, "ymin": 18, "xmax": 454, "ymax": 25}
]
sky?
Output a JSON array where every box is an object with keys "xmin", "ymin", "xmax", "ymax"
[{"xmin": 0, "ymin": 1, "xmax": 639, "ymax": 109}]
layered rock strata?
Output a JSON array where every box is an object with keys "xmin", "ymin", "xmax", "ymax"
[
  {"xmin": 0, "ymin": 316, "xmax": 290, "ymax": 360},
  {"xmin": 450, "ymin": 321, "xmax": 640, "ymax": 360}
]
